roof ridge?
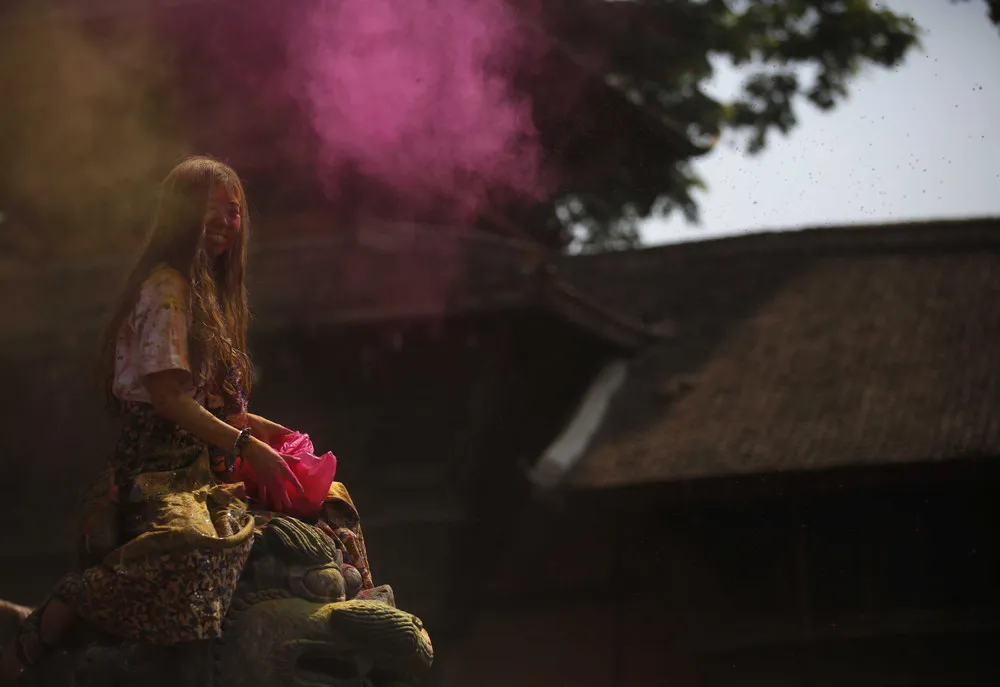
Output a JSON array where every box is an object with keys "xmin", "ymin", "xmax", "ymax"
[{"xmin": 562, "ymin": 216, "xmax": 1000, "ymax": 264}]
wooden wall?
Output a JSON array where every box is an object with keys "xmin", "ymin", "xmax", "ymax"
[{"xmin": 439, "ymin": 467, "xmax": 999, "ymax": 686}]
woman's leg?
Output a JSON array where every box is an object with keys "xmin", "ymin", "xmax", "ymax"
[
  {"xmin": 0, "ymin": 640, "xmax": 22, "ymax": 684},
  {"xmin": 37, "ymin": 598, "xmax": 75, "ymax": 645}
]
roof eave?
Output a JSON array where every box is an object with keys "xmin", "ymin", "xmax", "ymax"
[{"xmin": 539, "ymin": 278, "xmax": 670, "ymax": 350}]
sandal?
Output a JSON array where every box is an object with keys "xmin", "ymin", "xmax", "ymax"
[
  {"xmin": 0, "ymin": 613, "xmax": 41, "ymax": 685},
  {"xmin": 12, "ymin": 601, "xmax": 56, "ymax": 673},
  {"xmin": 9, "ymin": 585, "xmax": 77, "ymax": 678}
]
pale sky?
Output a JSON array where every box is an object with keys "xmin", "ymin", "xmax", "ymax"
[{"xmin": 641, "ymin": 0, "xmax": 1000, "ymax": 245}]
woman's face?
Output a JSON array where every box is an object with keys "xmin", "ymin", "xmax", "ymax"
[{"xmin": 203, "ymin": 184, "xmax": 242, "ymax": 258}]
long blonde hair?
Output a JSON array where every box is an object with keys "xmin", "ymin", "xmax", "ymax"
[{"xmin": 98, "ymin": 155, "xmax": 253, "ymax": 413}]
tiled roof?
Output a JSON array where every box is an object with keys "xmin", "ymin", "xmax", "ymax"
[{"xmin": 554, "ymin": 218, "xmax": 1000, "ymax": 487}]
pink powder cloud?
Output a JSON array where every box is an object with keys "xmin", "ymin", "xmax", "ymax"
[{"xmin": 285, "ymin": 0, "xmax": 545, "ymax": 219}]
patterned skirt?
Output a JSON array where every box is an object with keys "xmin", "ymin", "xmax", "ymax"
[{"xmin": 19, "ymin": 405, "xmax": 254, "ymax": 656}]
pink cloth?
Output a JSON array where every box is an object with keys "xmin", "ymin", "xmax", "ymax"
[{"xmin": 233, "ymin": 432, "xmax": 337, "ymax": 518}]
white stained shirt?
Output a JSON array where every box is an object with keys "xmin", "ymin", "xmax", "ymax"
[{"xmin": 112, "ymin": 265, "xmax": 203, "ymax": 405}]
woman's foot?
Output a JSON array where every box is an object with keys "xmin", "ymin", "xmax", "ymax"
[
  {"xmin": 0, "ymin": 597, "xmax": 75, "ymax": 684},
  {"xmin": 0, "ymin": 600, "xmax": 30, "ymax": 684},
  {"xmin": 0, "ymin": 639, "xmax": 24, "ymax": 684},
  {"xmin": 0, "ymin": 600, "xmax": 31, "ymax": 640}
]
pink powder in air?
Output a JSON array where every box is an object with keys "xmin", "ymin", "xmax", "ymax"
[{"xmin": 286, "ymin": 0, "xmax": 545, "ymax": 219}]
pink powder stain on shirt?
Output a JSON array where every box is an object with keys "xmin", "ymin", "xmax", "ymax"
[{"xmin": 285, "ymin": 0, "xmax": 545, "ymax": 218}]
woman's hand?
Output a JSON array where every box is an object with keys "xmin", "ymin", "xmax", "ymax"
[{"xmin": 243, "ymin": 438, "xmax": 304, "ymax": 512}]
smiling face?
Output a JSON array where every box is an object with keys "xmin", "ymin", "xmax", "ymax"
[{"xmin": 203, "ymin": 183, "xmax": 243, "ymax": 259}]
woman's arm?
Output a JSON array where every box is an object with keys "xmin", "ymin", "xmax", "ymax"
[
  {"xmin": 131, "ymin": 271, "xmax": 301, "ymax": 504},
  {"xmin": 147, "ymin": 370, "xmax": 245, "ymax": 449},
  {"xmin": 247, "ymin": 413, "xmax": 292, "ymax": 445},
  {"xmin": 146, "ymin": 371, "xmax": 304, "ymax": 504}
]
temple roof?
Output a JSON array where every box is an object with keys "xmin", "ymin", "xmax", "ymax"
[{"xmin": 552, "ymin": 217, "xmax": 1000, "ymax": 488}]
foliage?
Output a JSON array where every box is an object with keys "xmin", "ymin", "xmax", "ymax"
[
  {"xmin": 1, "ymin": 1, "xmax": 997, "ymax": 258},
  {"xmin": 516, "ymin": 0, "xmax": 932, "ymax": 251}
]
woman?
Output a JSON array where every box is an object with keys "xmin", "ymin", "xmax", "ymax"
[{"xmin": 1, "ymin": 156, "xmax": 303, "ymax": 681}]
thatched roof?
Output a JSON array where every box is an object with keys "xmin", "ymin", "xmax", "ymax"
[
  {"xmin": 0, "ymin": 216, "xmax": 652, "ymax": 357},
  {"xmin": 553, "ymin": 217, "xmax": 1000, "ymax": 489}
]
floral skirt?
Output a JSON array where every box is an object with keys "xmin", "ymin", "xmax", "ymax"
[{"xmin": 18, "ymin": 405, "xmax": 254, "ymax": 657}]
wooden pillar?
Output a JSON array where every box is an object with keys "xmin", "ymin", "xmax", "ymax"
[{"xmin": 794, "ymin": 497, "xmax": 815, "ymax": 683}]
